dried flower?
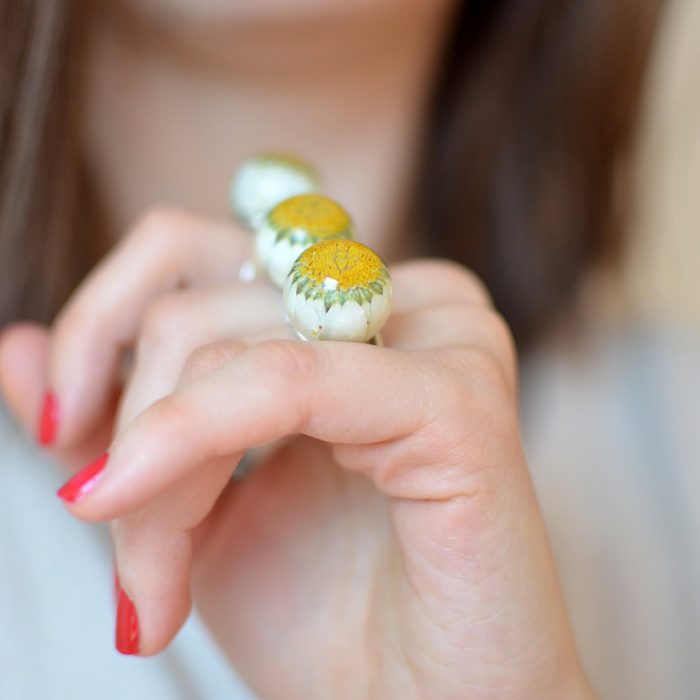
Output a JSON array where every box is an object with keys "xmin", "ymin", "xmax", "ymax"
[
  {"xmin": 257, "ymin": 194, "xmax": 355, "ymax": 287},
  {"xmin": 283, "ymin": 239, "xmax": 391, "ymax": 342},
  {"xmin": 230, "ymin": 153, "xmax": 319, "ymax": 229}
]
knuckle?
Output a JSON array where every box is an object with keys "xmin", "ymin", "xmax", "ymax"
[
  {"xmin": 480, "ymin": 311, "xmax": 518, "ymax": 387},
  {"xmin": 253, "ymin": 339, "xmax": 318, "ymax": 381},
  {"xmin": 182, "ymin": 340, "xmax": 245, "ymax": 384},
  {"xmin": 415, "ymin": 378, "xmax": 515, "ymax": 488},
  {"xmin": 128, "ymin": 206, "xmax": 191, "ymax": 252},
  {"xmin": 444, "ymin": 344, "xmax": 517, "ymax": 409},
  {"xmin": 52, "ymin": 294, "xmax": 92, "ymax": 339},
  {"xmin": 409, "ymin": 259, "xmax": 493, "ymax": 307},
  {"xmin": 250, "ymin": 340, "xmax": 318, "ymax": 433},
  {"xmin": 450, "ymin": 306, "xmax": 518, "ymax": 392},
  {"xmin": 441, "ymin": 262, "xmax": 492, "ymax": 306},
  {"xmin": 144, "ymin": 394, "xmax": 191, "ymax": 445},
  {"xmin": 56, "ymin": 208, "xmax": 196, "ymax": 338},
  {"xmin": 138, "ymin": 293, "xmax": 195, "ymax": 354},
  {"xmin": 479, "ymin": 308, "xmax": 516, "ymax": 357}
]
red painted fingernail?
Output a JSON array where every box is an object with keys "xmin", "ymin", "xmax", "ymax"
[
  {"xmin": 116, "ymin": 586, "xmax": 140, "ymax": 655},
  {"xmin": 56, "ymin": 453, "xmax": 108, "ymax": 503},
  {"xmin": 37, "ymin": 390, "xmax": 59, "ymax": 446}
]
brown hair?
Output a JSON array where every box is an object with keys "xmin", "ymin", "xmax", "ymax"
[
  {"xmin": 1, "ymin": 0, "xmax": 662, "ymax": 349},
  {"xmin": 0, "ymin": 1, "xmax": 104, "ymax": 325}
]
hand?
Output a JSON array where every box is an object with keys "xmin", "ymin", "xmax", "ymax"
[{"xmin": 0, "ymin": 208, "xmax": 594, "ymax": 699}]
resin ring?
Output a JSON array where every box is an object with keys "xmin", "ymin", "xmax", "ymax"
[
  {"xmin": 283, "ymin": 238, "xmax": 392, "ymax": 343},
  {"xmin": 256, "ymin": 193, "xmax": 355, "ymax": 287},
  {"xmin": 230, "ymin": 153, "xmax": 320, "ymax": 230}
]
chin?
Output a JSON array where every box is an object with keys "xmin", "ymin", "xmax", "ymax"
[{"xmin": 121, "ymin": 0, "xmax": 449, "ymax": 29}]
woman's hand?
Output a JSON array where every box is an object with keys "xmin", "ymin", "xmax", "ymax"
[{"xmin": 0, "ymin": 209, "xmax": 594, "ymax": 699}]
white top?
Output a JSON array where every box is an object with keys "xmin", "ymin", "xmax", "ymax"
[{"xmin": 0, "ymin": 325, "xmax": 697, "ymax": 699}]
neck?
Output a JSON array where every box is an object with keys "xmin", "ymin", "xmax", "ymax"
[{"xmin": 83, "ymin": 2, "xmax": 455, "ymax": 258}]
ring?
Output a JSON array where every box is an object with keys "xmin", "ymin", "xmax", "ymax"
[
  {"xmin": 230, "ymin": 154, "xmax": 392, "ymax": 344},
  {"xmin": 282, "ymin": 238, "xmax": 392, "ymax": 343},
  {"xmin": 256, "ymin": 193, "xmax": 355, "ymax": 287},
  {"xmin": 230, "ymin": 153, "xmax": 320, "ymax": 230}
]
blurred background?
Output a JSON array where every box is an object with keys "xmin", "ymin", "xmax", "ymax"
[
  {"xmin": 0, "ymin": 1, "xmax": 698, "ymax": 699},
  {"xmin": 623, "ymin": 0, "xmax": 699, "ymax": 332}
]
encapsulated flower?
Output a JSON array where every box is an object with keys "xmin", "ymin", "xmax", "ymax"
[
  {"xmin": 256, "ymin": 194, "xmax": 355, "ymax": 287},
  {"xmin": 230, "ymin": 153, "xmax": 320, "ymax": 229},
  {"xmin": 283, "ymin": 239, "xmax": 392, "ymax": 343}
]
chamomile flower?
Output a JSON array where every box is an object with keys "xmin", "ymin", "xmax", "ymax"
[
  {"xmin": 230, "ymin": 153, "xmax": 320, "ymax": 229},
  {"xmin": 283, "ymin": 239, "xmax": 392, "ymax": 343},
  {"xmin": 256, "ymin": 194, "xmax": 355, "ymax": 287}
]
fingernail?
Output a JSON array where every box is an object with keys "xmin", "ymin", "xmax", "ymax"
[
  {"xmin": 37, "ymin": 390, "xmax": 59, "ymax": 446},
  {"xmin": 116, "ymin": 586, "xmax": 140, "ymax": 655},
  {"xmin": 57, "ymin": 453, "xmax": 108, "ymax": 504}
]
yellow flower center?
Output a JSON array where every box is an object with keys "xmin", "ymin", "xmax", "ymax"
[
  {"xmin": 297, "ymin": 239, "xmax": 386, "ymax": 290},
  {"xmin": 269, "ymin": 194, "xmax": 352, "ymax": 239}
]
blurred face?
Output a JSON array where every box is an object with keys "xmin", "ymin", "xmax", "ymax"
[
  {"xmin": 108, "ymin": 0, "xmax": 458, "ymax": 72},
  {"xmin": 90, "ymin": 0, "xmax": 458, "ymax": 245}
]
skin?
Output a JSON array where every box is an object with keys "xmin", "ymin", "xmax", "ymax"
[
  {"xmin": 0, "ymin": 1, "xmax": 596, "ymax": 697},
  {"xmin": 84, "ymin": 0, "xmax": 455, "ymax": 255}
]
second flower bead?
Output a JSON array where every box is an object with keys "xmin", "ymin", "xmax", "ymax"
[{"xmin": 255, "ymin": 193, "xmax": 355, "ymax": 287}]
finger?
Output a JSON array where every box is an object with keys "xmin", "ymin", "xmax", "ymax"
[
  {"xmin": 112, "ymin": 325, "xmax": 290, "ymax": 655},
  {"xmin": 0, "ymin": 322, "xmax": 120, "ymax": 471},
  {"xmin": 103, "ymin": 327, "xmax": 294, "ymax": 655},
  {"xmin": 388, "ymin": 259, "xmax": 492, "ymax": 313},
  {"xmin": 383, "ymin": 303, "xmax": 517, "ymax": 393},
  {"xmin": 112, "ymin": 454, "xmax": 236, "ymax": 655},
  {"xmin": 114, "ymin": 319, "xmax": 295, "ymax": 649},
  {"xmin": 1, "ymin": 259, "xmax": 483, "ymax": 438},
  {"xmin": 59, "ymin": 338, "xmax": 503, "ymax": 521},
  {"xmin": 116, "ymin": 282, "xmax": 288, "ymax": 433},
  {"xmin": 48, "ymin": 208, "xmax": 252, "ymax": 446},
  {"xmin": 0, "ymin": 322, "xmax": 49, "ymax": 435},
  {"xmin": 385, "ymin": 259, "xmax": 515, "ymax": 392}
]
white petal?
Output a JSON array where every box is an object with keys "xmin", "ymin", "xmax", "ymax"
[
  {"xmin": 231, "ymin": 160, "xmax": 317, "ymax": 228},
  {"xmin": 320, "ymin": 300, "xmax": 368, "ymax": 342},
  {"xmin": 282, "ymin": 282, "xmax": 301, "ymax": 322},
  {"xmin": 366, "ymin": 291, "xmax": 392, "ymax": 339},
  {"xmin": 292, "ymin": 296, "xmax": 326, "ymax": 340}
]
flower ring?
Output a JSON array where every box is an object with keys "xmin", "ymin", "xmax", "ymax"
[
  {"xmin": 256, "ymin": 193, "xmax": 355, "ymax": 287},
  {"xmin": 283, "ymin": 238, "xmax": 392, "ymax": 343},
  {"xmin": 230, "ymin": 153, "xmax": 320, "ymax": 230}
]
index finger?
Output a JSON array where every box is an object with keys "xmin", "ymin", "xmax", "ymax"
[{"xmin": 59, "ymin": 339, "xmax": 464, "ymax": 521}]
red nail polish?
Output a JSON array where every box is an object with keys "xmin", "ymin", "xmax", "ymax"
[
  {"xmin": 56, "ymin": 453, "xmax": 108, "ymax": 504},
  {"xmin": 37, "ymin": 390, "xmax": 59, "ymax": 446},
  {"xmin": 116, "ymin": 586, "xmax": 140, "ymax": 655}
]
